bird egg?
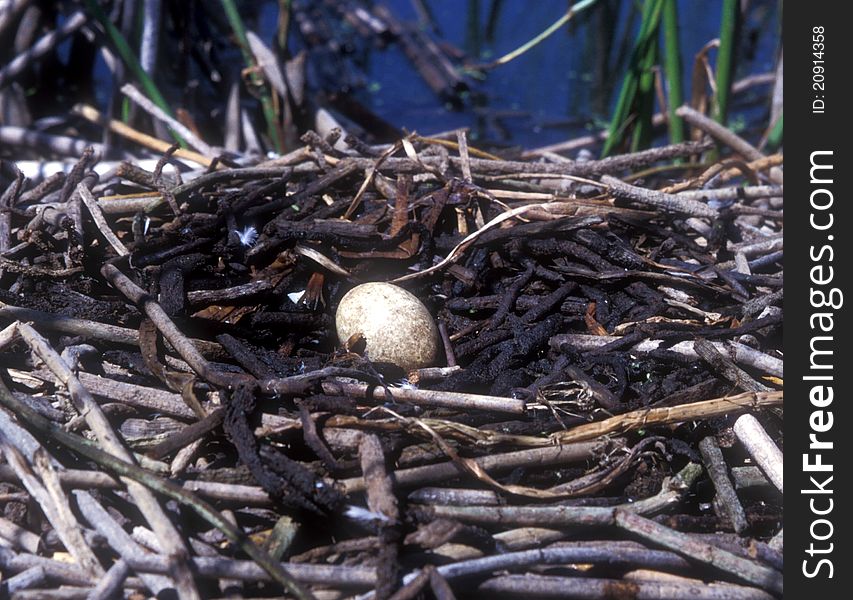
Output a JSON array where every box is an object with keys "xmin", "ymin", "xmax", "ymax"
[{"xmin": 335, "ymin": 282, "xmax": 438, "ymax": 372}]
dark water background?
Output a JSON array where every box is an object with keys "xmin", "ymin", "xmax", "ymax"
[
  {"xmin": 278, "ymin": 0, "xmax": 781, "ymax": 150},
  {"xmin": 78, "ymin": 1, "xmax": 780, "ymax": 153}
]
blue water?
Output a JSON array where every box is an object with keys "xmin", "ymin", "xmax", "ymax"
[
  {"xmin": 360, "ymin": 0, "xmax": 781, "ymax": 149},
  {"xmin": 81, "ymin": 0, "xmax": 780, "ymax": 153}
]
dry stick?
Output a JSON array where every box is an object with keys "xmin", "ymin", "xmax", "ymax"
[
  {"xmin": 0, "ymin": 379, "xmax": 316, "ymax": 600},
  {"xmin": 0, "ymin": 465, "xmax": 272, "ymax": 506},
  {"xmin": 118, "ymin": 555, "xmax": 375, "ymax": 587},
  {"xmin": 600, "ymin": 175, "xmax": 718, "ymax": 218},
  {"xmin": 422, "ymin": 505, "xmax": 781, "ymax": 593},
  {"xmin": 13, "ymin": 323, "xmax": 200, "ymax": 600},
  {"xmin": 420, "ymin": 464, "xmax": 699, "ymax": 527},
  {"xmin": 0, "ymin": 516, "xmax": 41, "ymax": 553},
  {"xmin": 340, "ymin": 440, "xmax": 604, "ymax": 494},
  {"xmin": 0, "ymin": 547, "xmax": 119, "ymax": 589},
  {"xmin": 31, "ymin": 450, "xmax": 106, "ymax": 576},
  {"xmin": 0, "ymin": 321, "xmax": 17, "ymax": 350},
  {"xmin": 0, "ymin": 11, "xmax": 88, "ymax": 87},
  {"xmin": 671, "ymin": 184, "xmax": 782, "ymax": 202},
  {"xmin": 0, "ymin": 301, "xmax": 223, "ymax": 357},
  {"xmin": 675, "ymin": 105, "xmax": 764, "ymax": 162},
  {"xmin": 733, "ymin": 414, "xmax": 783, "ymax": 493},
  {"xmin": 479, "ymin": 574, "xmax": 775, "ymax": 600},
  {"xmin": 0, "ymin": 440, "xmax": 104, "ymax": 579},
  {"xmin": 693, "ymin": 339, "xmax": 771, "ymax": 393},
  {"xmin": 613, "ymin": 510, "xmax": 782, "ymax": 594},
  {"xmin": 312, "ymin": 141, "xmax": 709, "ymax": 178},
  {"xmin": 86, "ymin": 559, "xmax": 130, "ymax": 600},
  {"xmin": 359, "ymin": 434, "xmax": 401, "ymax": 598},
  {"xmin": 434, "ymin": 543, "xmax": 692, "ymax": 582},
  {"xmin": 187, "ymin": 278, "xmax": 276, "ymax": 305},
  {"xmin": 455, "ymin": 130, "xmax": 473, "ymax": 183},
  {"xmin": 731, "ymin": 466, "xmax": 771, "ymax": 490},
  {"xmin": 76, "ymin": 183, "xmax": 129, "ymax": 256},
  {"xmin": 73, "ymin": 491, "xmax": 185, "ymax": 597},
  {"xmin": 100, "ymin": 264, "xmax": 228, "ymax": 386},
  {"xmin": 437, "ymin": 321, "xmax": 457, "ymax": 367},
  {"xmin": 0, "ymin": 126, "xmax": 105, "ymax": 159},
  {"xmin": 728, "ymin": 234, "xmax": 782, "ymax": 256},
  {"xmin": 360, "ymin": 434, "xmax": 400, "ymax": 522},
  {"xmin": 320, "ymin": 379, "xmax": 525, "ymax": 414},
  {"xmin": 428, "ymin": 569, "xmax": 456, "ymax": 600},
  {"xmin": 12, "ymin": 585, "xmax": 92, "ymax": 598},
  {"xmin": 387, "ymin": 567, "xmax": 431, "ymax": 600},
  {"xmin": 698, "ymin": 437, "xmax": 750, "ymax": 534},
  {"xmin": 550, "ymin": 390, "xmax": 782, "ymax": 445},
  {"xmin": 121, "ymin": 83, "xmax": 214, "ymax": 157},
  {"xmin": 76, "ymin": 371, "xmax": 197, "ymax": 419},
  {"xmin": 549, "ymin": 334, "xmax": 783, "ymax": 378},
  {"xmin": 73, "ymin": 104, "xmax": 213, "ymax": 168},
  {"xmin": 2, "ymin": 566, "xmax": 48, "ymax": 596}
]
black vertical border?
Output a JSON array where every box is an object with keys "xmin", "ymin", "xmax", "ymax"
[{"xmin": 785, "ymin": 2, "xmax": 851, "ymax": 597}]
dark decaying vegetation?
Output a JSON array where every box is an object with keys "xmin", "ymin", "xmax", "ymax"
[{"xmin": 0, "ymin": 1, "xmax": 782, "ymax": 598}]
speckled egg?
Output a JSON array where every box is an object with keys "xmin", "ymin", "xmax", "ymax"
[{"xmin": 335, "ymin": 282, "xmax": 438, "ymax": 372}]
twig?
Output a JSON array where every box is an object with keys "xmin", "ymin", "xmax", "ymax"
[
  {"xmin": 550, "ymin": 390, "xmax": 782, "ymax": 445},
  {"xmin": 320, "ymin": 379, "xmax": 526, "ymax": 414},
  {"xmin": 0, "ymin": 516, "xmax": 41, "ymax": 553},
  {"xmin": 0, "ymin": 376, "xmax": 316, "ymax": 600},
  {"xmin": 392, "ymin": 205, "xmax": 597, "ymax": 283},
  {"xmin": 100, "ymin": 264, "xmax": 228, "ymax": 385},
  {"xmin": 339, "ymin": 440, "xmax": 605, "ymax": 493},
  {"xmin": 119, "ymin": 554, "xmax": 374, "ymax": 587},
  {"xmin": 0, "ymin": 465, "xmax": 273, "ymax": 506},
  {"xmin": 0, "ymin": 440, "xmax": 104, "ymax": 578},
  {"xmin": 671, "ymin": 184, "xmax": 782, "ymax": 202},
  {"xmin": 359, "ymin": 434, "xmax": 401, "ymax": 597},
  {"xmin": 478, "ymin": 574, "xmax": 775, "ymax": 599},
  {"xmin": 121, "ymin": 83, "xmax": 214, "ymax": 156},
  {"xmin": 0, "ymin": 11, "xmax": 88, "ymax": 88},
  {"xmin": 732, "ymin": 414, "xmax": 783, "ymax": 493},
  {"xmin": 85, "ymin": 559, "xmax": 130, "ymax": 600},
  {"xmin": 0, "ymin": 547, "xmax": 118, "ymax": 589},
  {"xmin": 13, "ymin": 322, "xmax": 200, "ymax": 599},
  {"xmin": 693, "ymin": 339, "xmax": 771, "ymax": 393},
  {"xmin": 614, "ymin": 510, "xmax": 782, "ymax": 594},
  {"xmin": 73, "ymin": 491, "xmax": 188, "ymax": 597},
  {"xmin": 600, "ymin": 175, "xmax": 718, "ymax": 218},
  {"xmin": 0, "ymin": 126, "xmax": 105, "ymax": 157},
  {"xmin": 676, "ymin": 105, "xmax": 764, "ymax": 162},
  {"xmin": 77, "ymin": 183, "xmax": 129, "ymax": 256},
  {"xmin": 2, "ymin": 566, "xmax": 48, "ymax": 595},
  {"xmin": 420, "ymin": 505, "xmax": 781, "ymax": 592},
  {"xmin": 698, "ymin": 437, "xmax": 750, "ymax": 533},
  {"xmin": 620, "ymin": 462, "xmax": 704, "ymax": 515},
  {"xmin": 75, "ymin": 371, "xmax": 198, "ymax": 419},
  {"xmin": 549, "ymin": 334, "xmax": 783, "ymax": 378},
  {"xmin": 72, "ymin": 104, "xmax": 212, "ymax": 168}
]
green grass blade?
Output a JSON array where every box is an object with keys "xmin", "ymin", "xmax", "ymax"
[
  {"xmin": 83, "ymin": 0, "xmax": 182, "ymax": 144},
  {"xmin": 661, "ymin": 0, "xmax": 685, "ymax": 150},
  {"xmin": 220, "ymin": 0, "xmax": 284, "ymax": 153},
  {"xmin": 714, "ymin": 0, "xmax": 739, "ymax": 125},
  {"xmin": 765, "ymin": 112, "xmax": 783, "ymax": 152},
  {"xmin": 602, "ymin": 0, "xmax": 663, "ymax": 156}
]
